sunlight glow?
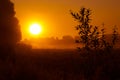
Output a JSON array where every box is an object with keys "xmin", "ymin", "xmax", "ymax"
[{"xmin": 29, "ymin": 23, "xmax": 42, "ymax": 35}]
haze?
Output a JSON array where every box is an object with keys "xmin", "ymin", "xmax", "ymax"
[{"xmin": 12, "ymin": 0, "xmax": 120, "ymax": 40}]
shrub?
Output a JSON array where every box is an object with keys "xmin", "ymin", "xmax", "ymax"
[{"xmin": 70, "ymin": 7, "xmax": 118, "ymax": 52}]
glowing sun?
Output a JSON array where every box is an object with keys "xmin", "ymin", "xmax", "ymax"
[{"xmin": 29, "ymin": 23, "xmax": 42, "ymax": 35}]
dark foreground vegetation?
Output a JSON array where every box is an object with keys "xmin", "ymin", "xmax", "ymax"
[
  {"xmin": 0, "ymin": 48, "xmax": 120, "ymax": 80},
  {"xmin": 0, "ymin": 0, "xmax": 119, "ymax": 80}
]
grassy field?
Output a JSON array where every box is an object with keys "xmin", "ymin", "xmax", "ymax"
[{"xmin": 0, "ymin": 48, "xmax": 120, "ymax": 80}]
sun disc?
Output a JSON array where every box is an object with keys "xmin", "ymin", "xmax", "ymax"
[{"xmin": 29, "ymin": 23, "xmax": 42, "ymax": 35}]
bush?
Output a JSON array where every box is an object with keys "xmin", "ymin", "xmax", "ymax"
[{"xmin": 70, "ymin": 7, "xmax": 118, "ymax": 52}]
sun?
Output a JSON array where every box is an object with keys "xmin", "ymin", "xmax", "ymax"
[{"xmin": 29, "ymin": 23, "xmax": 42, "ymax": 35}]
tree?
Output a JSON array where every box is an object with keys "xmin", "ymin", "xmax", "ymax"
[
  {"xmin": 70, "ymin": 7, "xmax": 118, "ymax": 52},
  {"xmin": 70, "ymin": 7, "xmax": 99, "ymax": 50},
  {"xmin": 0, "ymin": 0, "xmax": 21, "ymax": 46},
  {"xmin": 0, "ymin": 0, "xmax": 21, "ymax": 60}
]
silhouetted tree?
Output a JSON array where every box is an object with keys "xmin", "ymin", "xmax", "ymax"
[
  {"xmin": 100, "ymin": 25, "xmax": 118, "ymax": 52},
  {"xmin": 70, "ymin": 8, "xmax": 100, "ymax": 51},
  {"xmin": 70, "ymin": 7, "xmax": 118, "ymax": 52},
  {"xmin": 111, "ymin": 25, "xmax": 118, "ymax": 48},
  {"xmin": 0, "ymin": 0, "xmax": 21, "ymax": 60},
  {"xmin": 0, "ymin": 0, "xmax": 21, "ymax": 45}
]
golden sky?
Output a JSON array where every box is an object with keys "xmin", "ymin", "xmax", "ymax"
[{"xmin": 12, "ymin": 0, "xmax": 120, "ymax": 40}]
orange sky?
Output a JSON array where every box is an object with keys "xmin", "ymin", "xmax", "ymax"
[{"xmin": 12, "ymin": 0, "xmax": 120, "ymax": 40}]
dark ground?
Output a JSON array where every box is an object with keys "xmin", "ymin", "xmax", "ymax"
[{"xmin": 0, "ymin": 48, "xmax": 120, "ymax": 80}]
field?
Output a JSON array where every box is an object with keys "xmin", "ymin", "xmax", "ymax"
[{"xmin": 0, "ymin": 48, "xmax": 120, "ymax": 80}]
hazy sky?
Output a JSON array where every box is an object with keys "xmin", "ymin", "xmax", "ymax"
[{"xmin": 12, "ymin": 0, "xmax": 120, "ymax": 39}]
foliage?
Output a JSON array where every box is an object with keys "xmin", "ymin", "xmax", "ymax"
[
  {"xmin": 100, "ymin": 25, "xmax": 118, "ymax": 51},
  {"xmin": 70, "ymin": 8, "xmax": 92, "ymax": 50},
  {"xmin": 0, "ymin": 49, "xmax": 120, "ymax": 80},
  {"xmin": 70, "ymin": 7, "xmax": 118, "ymax": 52},
  {"xmin": 0, "ymin": 0, "xmax": 21, "ymax": 61},
  {"xmin": 0, "ymin": 0, "xmax": 21, "ymax": 46},
  {"xmin": 112, "ymin": 26, "xmax": 118, "ymax": 48}
]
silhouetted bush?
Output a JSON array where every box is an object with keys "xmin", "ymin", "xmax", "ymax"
[
  {"xmin": 0, "ymin": 0, "xmax": 21, "ymax": 45},
  {"xmin": 0, "ymin": 0, "xmax": 21, "ymax": 60},
  {"xmin": 70, "ymin": 7, "xmax": 118, "ymax": 52}
]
